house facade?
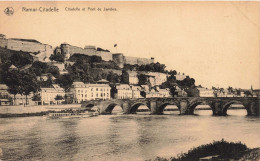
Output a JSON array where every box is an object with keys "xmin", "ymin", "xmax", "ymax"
[
  {"xmin": 115, "ymin": 84, "xmax": 133, "ymax": 99},
  {"xmin": 40, "ymin": 84, "xmax": 65, "ymax": 105},
  {"xmin": 69, "ymin": 82, "xmax": 111, "ymax": 103}
]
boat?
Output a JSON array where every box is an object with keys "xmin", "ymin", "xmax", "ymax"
[{"xmin": 46, "ymin": 107, "xmax": 100, "ymax": 119}]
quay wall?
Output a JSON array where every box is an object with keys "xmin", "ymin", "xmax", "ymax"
[{"xmin": 0, "ymin": 104, "xmax": 81, "ymax": 114}]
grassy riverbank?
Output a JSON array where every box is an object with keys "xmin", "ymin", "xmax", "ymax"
[{"xmin": 149, "ymin": 139, "xmax": 260, "ymax": 161}]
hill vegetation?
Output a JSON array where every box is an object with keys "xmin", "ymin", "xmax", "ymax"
[{"xmin": 150, "ymin": 139, "xmax": 250, "ymax": 161}]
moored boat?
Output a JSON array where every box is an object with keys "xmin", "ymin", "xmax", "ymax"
[{"xmin": 46, "ymin": 107, "xmax": 100, "ymax": 119}]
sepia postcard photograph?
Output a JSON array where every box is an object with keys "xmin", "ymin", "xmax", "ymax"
[{"xmin": 0, "ymin": 1, "xmax": 259, "ymax": 161}]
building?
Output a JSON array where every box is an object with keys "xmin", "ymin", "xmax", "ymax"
[
  {"xmin": 157, "ymin": 88, "xmax": 171, "ymax": 98},
  {"xmin": 197, "ymin": 88, "xmax": 214, "ymax": 97},
  {"xmin": 187, "ymin": 87, "xmax": 214, "ymax": 97},
  {"xmin": 115, "ymin": 84, "xmax": 133, "ymax": 99},
  {"xmin": 0, "ymin": 84, "xmax": 12, "ymax": 105},
  {"xmin": 69, "ymin": 82, "xmax": 111, "ymax": 103},
  {"xmin": 128, "ymin": 71, "xmax": 139, "ymax": 85},
  {"xmin": 131, "ymin": 85, "xmax": 143, "ymax": 98},
  {"xmin": 147, "ymin": 72, "xmax": 168, "ymax": 86},
  {"xmin": 174, "ymin": 86, "xmax": 187, "ymax": 97},
  {"xmin": 0, "ymin": 84, "xmax": 36, "ymax": 106},
  {"xmin": 141, "ymin": 86, "xmax": 171, "ymax": 98},
  {"xmin": 40, "ymin": 84, "xmax": 65, "ymax": 105}
]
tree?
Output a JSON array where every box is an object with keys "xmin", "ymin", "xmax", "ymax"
[
  {"xmin": 29, "ymin": 61, "xmax": 48, "ymax": 76},
  {"xmin": 3, "ymin": 70, "xmax": 40, "ymax": 105},
  {"xmin": 20, "ymin": 72, "xmax": 40, "ymax": 105},
  {"xmin": 47, "ymin": 66, "xmax": 60, "ymax": 78},
  {"xmin": 107, "ymin": 72, "xmax": 120, "ymax": 83},
  {"xmin": 55, "ymin": 95, "xmax": 64, "ymax": 100},
  {"xmin": 9, "ymin": 52, "xmax": 33, "ymax": 68},
  {"xmin": 120, "ymin": 70, "xmax": 129, "ymax": 84},
  {"xmin": 138, "ymin": 74, "xmax": 150, "ymax": 85},
  {"xmin": 49, "ymin": 53, "xmax": 65, "ymax": 63}
]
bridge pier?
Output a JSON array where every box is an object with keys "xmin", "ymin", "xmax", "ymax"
[
  {"xmin": 122, "ymin": 102, "xmax": 131, "ymax": 114},
  {"xmin": 149, "ymin": 100, "xmax": 158, "ymax": 115},
  {"xmin": 212, "ymin": 102, "xmax": 225, "ymax": 116},
  {"xmin": 246, "ymin": 102, "xmax": 259, "ymax": 116},
  {"xmin": 179, "ymin": 101, "xmax": 191, "ymax": 115}
]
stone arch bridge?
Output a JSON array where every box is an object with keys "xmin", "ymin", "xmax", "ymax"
[{"xmin": 82, "ymin": 97, "xmax": 260, "ymax": 116}]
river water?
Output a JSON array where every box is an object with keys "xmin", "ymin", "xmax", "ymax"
[{"xmin": 0, "ymin": 106, "xmax": 260, "ymax": 161}]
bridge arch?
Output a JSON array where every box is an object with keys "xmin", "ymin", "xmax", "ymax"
[
  {"xmin": 222, "ymin": 101, "xmax": 247, "ymax": 116},
  {"xmin": 188, "ymin": 100, "xmax": 213, "ymax": 115},
  {"xmin": 130, "ymin": 102, "xmax": 150, "ymax": 114},
  {"xmin": 158, "ymin": 102, "xmax": 180, "ymax": 114},
  {"xmin": 83, "ymin": 103, "xmax": 95, "ymax": 108},
  {"xmin": 103, "ymin": 103, "xmax": 123, "ymax": 114}
]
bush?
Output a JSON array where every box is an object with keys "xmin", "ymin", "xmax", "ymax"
[{"xmin": 149, "ymin": 139, "xmax": 248, "ymax": 161}]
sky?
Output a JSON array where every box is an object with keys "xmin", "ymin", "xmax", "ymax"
[{"xmin": 0, "ymin": 1, "xmax": 259, "ymax": 89}]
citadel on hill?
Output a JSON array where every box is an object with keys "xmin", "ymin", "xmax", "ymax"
[
  {"xmin": 0, "ymin": 34, "xmax": 154, "ymax": 68},
  {"xmin": 0, "ymin": 34, "xmax": 255, "ymax": 106}
]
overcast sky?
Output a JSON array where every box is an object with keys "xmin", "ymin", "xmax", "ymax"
[{"xmin": 0, "ymin": 1, "xmax": 259, "ymax": 89}]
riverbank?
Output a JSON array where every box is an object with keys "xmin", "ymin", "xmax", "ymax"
[
  {"xmin": 149, "ymin": 140, "xmax": 260, "ymax": 161},
  {"xmin": 0, "ymin": 104, "xmax": 82, "ymax": 118}
]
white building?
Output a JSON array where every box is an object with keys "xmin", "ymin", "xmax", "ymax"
[
  {"xmin": 116, "ymin": 84, "xmax": 133, "ymax": 99},
  {"xmin": 128, "ymin": 71, "xmax": 139, "ymax": 85},
  {"xmin": 157, "ymin": 88, "xmax": 171, "ymax": 98},
  {"xmin": 131, "ymin": 85, "xmax": 143, "ymax": 98},
  {"xmin": 197, "ymin": 88, "xmax": 214, "ymax": 97},
  {"xmin": 40, "ymin": 84, "xmax": 65, "ymax": 105},
  {"xmin": 70, "ymin": 82, "xmax": 111, "ymax": 103},
  {"xmin": 147, "ymin": 72, "xmax": 168, "ymax": 86}
]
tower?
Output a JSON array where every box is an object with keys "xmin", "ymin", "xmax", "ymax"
[
  {"xmin": 112, "ymin": 53, "xmax": 124, "ymax": 68},
  {"xmin": 61, "ymin": 43, "xmax": 70, "ymax": 60}
]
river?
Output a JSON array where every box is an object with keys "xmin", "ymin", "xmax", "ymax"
[{"xmin": 0, "ymin": 106, "xmax": 260, "ymax": 161}]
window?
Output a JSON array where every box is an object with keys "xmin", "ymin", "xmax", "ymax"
[
  {"xmin": 96, "ymin": 88, "xmax": 98, "ymax": 91},
  {"xmin": 91, "ymin": 93, "xmax": 93, "ymax": 97},
  {"xmin": 78, "ymin": 90, "xmax": 80, "ymax": 93},
  {"xmin": 101, "ymin": 88, "xmax": 103, "ymax": 91},
  {"xmin": 101, "ymin": 93, "xmax": 103, "ymax": 97},
  {"xmin": 91, "ymin": 88, "xmax": 93, "ymax": 91},
  {"xmin": 96, "ymin": 93, "xmax": 98, "ymax": 97},
  {"xmin": 85, "ymin": 94, "xmax": 87, "ymax": 97}
]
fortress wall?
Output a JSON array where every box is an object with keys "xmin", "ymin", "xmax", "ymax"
[
  {"xmin": 0, "ymin": 38, "xmax": 7, "ymax": 48},
  {"xmin": 97, "ymin": 51, "xmax": 113, "ymax": 61},
  {"xmin": 45, "ymin": 45, "xmax": 53, "ymax": 58},
  {"xmin": 7, "ymin": 39, "xmax": 50, "ymax": 53},
  {"xmin": 124, "ymin": 56, "xmax": 138, "ymax": 65},
  {"xmin": 137, "ymin": 57, "xmax": 154, "ymax": 65},
  {"xmin": 68, "ymin": 45, "xmax": 97, "ymax": 56},
  {"xmin": 66, "ymin": 45, "xmax": 113, "ymax": 61},
  {"xmin": 124, "ymin": 56, "xmax": 153, "ymax": 65}
]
